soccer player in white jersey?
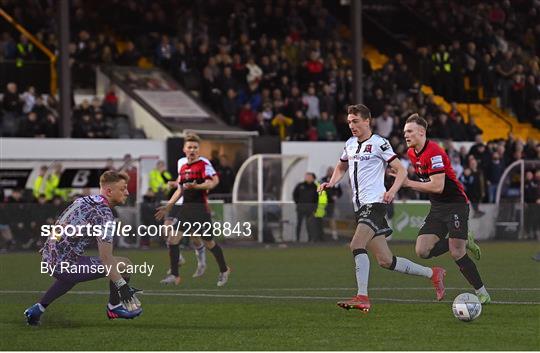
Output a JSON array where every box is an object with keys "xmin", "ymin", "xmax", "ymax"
[{"xmin": 318, "ymin": 104, "xmax": 446, "ymax": 312}]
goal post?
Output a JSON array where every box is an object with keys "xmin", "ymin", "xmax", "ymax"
[{"xmin": 232, "ymin": 154, "xmax": 308, "ymax": 243}]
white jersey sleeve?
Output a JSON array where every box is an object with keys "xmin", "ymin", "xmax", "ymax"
[
  {"xmin": 376, "ymin": 136, "xmax": 397, "ymax": 163},
  {"xmin": 177, "ymin": 157, "xmax": 187, "ymax": 182},
  {"xmin": 200, "ymin": 157, "xmax": 217, "ymax": 178},
  {"xmin": 339, "ymin": 147, "xmax": 348, "ymax": 162}
]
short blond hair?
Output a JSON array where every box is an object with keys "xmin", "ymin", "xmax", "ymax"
[
  {"xmin": 406, "ymin": 113, "xmax": 428, "ymax": 130},
  {"xmin": 184, "ymin": 133, "xmax": 201, "ymax": 144},
  {"xmin": 100, "ymin": 170, "xmax": 129, "ymax": 186}
]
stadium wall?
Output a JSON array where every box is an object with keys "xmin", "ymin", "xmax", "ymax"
[{"xmin": 2, "ymin": 138, "xmax": 165, "ymax": 160}]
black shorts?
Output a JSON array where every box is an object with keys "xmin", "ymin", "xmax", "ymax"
[
  {"xmin": 418, "ymin": 203, "xmax": 469, "ymax": 240},
  {"xmin": 168, "ymin": 204, "xmax": 214, "ymax": 238},
  {"xmin": 354, "ymin": 203, "xmax": 392, "ymax": 237}
]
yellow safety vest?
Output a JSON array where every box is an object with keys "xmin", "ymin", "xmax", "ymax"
[
  {"xmin": 16, "ymin": 43, "xmax": 33, "ymax": 68},
  {"xmin": 314, "ymin": 182, "xmax": 328, "ymax": 218},
  {"xmin": 33, "ymin": 175, "xmax": 45, "ymax": 199},
  {"xmin": 432, "ymin": 52, "xmax": 451, "ymax": 73},
  {"xmin": 149, "ymin": 169, "xmax": 172, "ymax": 193},
  {"xmin": 44, "ymin": 173, "xmax": 70, "ymax": 200}
]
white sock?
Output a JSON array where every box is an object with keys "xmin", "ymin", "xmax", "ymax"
[
  {"xmin": 195, "ymin": 245, "xmax": 206, "ymax": 267},
  {"xmin": 393, "ymin": 257, "xmax": 433, "ymax": 278},
  {"xmin": 354, "ymin": 252, "xmax": 370, "ymax": 296},
  {"xmin": 37, "ymin": 303, "xmax": 46, "ymax": 312},
  {"xmin": 107, "ymin": 303, "xmax": 122, "ymax": 310},
  {"xmin": 476, "ymin": 286, "xmax": 488, "ymax": 296}
]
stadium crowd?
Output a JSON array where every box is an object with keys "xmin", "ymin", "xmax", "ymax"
[
  {"xmin": 0, "ymin": 81, "xmax": 140, "ymax": 138},
  {"xmin": 2, "ymin": 0, "xmax": 538, "ymax": 139},
  {"xmin": 408, "ymin": 0, "xmax": 540, "ymax": 127}
]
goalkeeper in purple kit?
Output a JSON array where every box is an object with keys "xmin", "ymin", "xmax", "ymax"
[{"xmin": 24, "ymin": 171, "xmax": 142, "ymax": 326}]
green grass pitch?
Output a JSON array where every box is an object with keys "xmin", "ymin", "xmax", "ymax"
[{"xmin": 0, "ymin": 242, "xmax": 539, "ymax": 350}]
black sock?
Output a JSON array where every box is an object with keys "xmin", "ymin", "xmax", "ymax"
[
  {"xmin": 109, "ymin": 277, "xmax": 130, "ymax": 306},
  {"xmin": 428, "ymin": 238, "xmax": 449, "ymax": 258},
  {"xmin": 169, "ymin": 244, "xmax": 180, "ymax": 276},
  {"xmin": 209, "ymin": 244, "xmax": 228, "ymax": 273},
  {"xmin": 455, "ymin": 254, "xmax": 484, "ymax": 290},
  {"xmin": 40, "ymin": 279, "xmax": 75, "ymax": 307}
]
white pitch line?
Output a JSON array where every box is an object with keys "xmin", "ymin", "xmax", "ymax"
[
  {"xmin": 1, "ymin": 290, "xmax": 538, "ymax": 305},
  {"xmin": 144, "ymin": 287, "xmax": 537, "ymax": 292},
  {"xmin": 5, "ymin": 286, "xmax": 537, "ymax": 292}
]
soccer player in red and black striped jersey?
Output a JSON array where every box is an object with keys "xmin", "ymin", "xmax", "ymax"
[
  {"xmin": 399, "ymin": 114, "xmax": 490, "ymax": 303},
  {"xmin": 155, "ymin": 134, "xmax": 230, "ymax": 287}
]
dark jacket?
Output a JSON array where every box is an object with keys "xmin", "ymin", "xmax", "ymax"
[{"xmin": 293, "ymin": 181, "xmax": 318, "ymax": 213}]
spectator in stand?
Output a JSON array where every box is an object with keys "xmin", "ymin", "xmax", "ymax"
[
  {"xmin": 73, "ymin": 114, "xmax": 95, "ymax": 138},
  {"xmin": 431, "ymin": 44, "xmax": 452, "ymax": 98},
  {"xmin": 496, "ymin": 50, "xmax": 517, "ymax": 110},
  {"xmin": 103, "ymin": 87, "xmax": 119, "ymax": 116},
  {"xmin": 451, "ymin": 155, "xmax": 464, "ymax": 180},
  {"xmin": 221, "ymin": 89, "xmax": 239, "ymax": 126},
  {"xmin": 479, "ymin": 53, "xmax": 497, "ymax": 98},
  {"xmin": 417, "ymin": 46, "xmax": 432, "ymax": 85},
  {"xmin": 450, "ymin": 114, "xmax": 468, "ymax": 141},
  {"xmin": 335, "ymin": 113, "xmax": 351, "ymax": 140},
  {"xmin": 292, "ymin": 110, "xmax": 309, "ymax": 141},
  {"xmin": 486, "ymin": 151, "xmax": 505, "ymax": 203},
  {"xmin": 15, "ymin": 35, "xmax": 36, "ymax": 89},
  {"xmin": 42, "ymin": 113, "xmax": 58, "ymax": 137},
  {"xmin": 155, "ymin": 35, "xmax": 174, "ymax": 69},
  {"xmin": 18, "ymin": 112, "xmax": 45, "ymax": 138},
  {"xmin": 375, "ymin": 108, "xmax": 394, "ymax": 139},
  {"xmin": 2, "ymin": 83, "xmax": 22, "ymax": 134},
  {"xmin": 462, "ymin": 157, "xmax": 486, "ymax": 218},
  {"xmin": 432, "ymin": 113, "xmax": 452, "ymax": 139},
  {"xmin": 303, "ymin": 50, "xmax": 324, "ymax": 84},
  {"xmin": 524, "ymin": 75, "xmax": 539, "ymax": 125},
  {"xmin": 32, "ymin": 96, "xmax": 51, "ymax": 120},
  {"xmin": 117, "ymin": 41, "xmax": 141, "ymax": 66},
  {"xmin": 466, "ymin": 116, "xmax": 483, "ymax": 142},
  {"xmin": 271, "ymin": 112, "xmax": 293, "ymax": 141},
  {"xmin": 368, "ymin": 88, "xmax": 386, "ymax": 118},
  {"xmin": 303, "ymin": 86, "xmax": 320, "ymax": 120},
  {"xmin": 92, "ymin": 112, "xmax": 109, "ymax": 138},
  {"xmin": 238, "ymin": 102, "xmax": 257, "ymax": 131},
  {"xmin": 317, "ymin": 111, "xmax": 337, "ymax": 141},
  {"xmin": 524, "ymin": 170, "xmax": 539, "ymax": 239},
  {"xmin": 21, "ymin": 86, "xmax": 37, "ymax": 114},
  {"xmin": 319, "ymin": 84, "xmax": 336, "ymax": 118},
  {"xmin": 245, "ymin": 56, "xmax": 263, "ymax": 85},
  {"xmin": 449, "ymin": 40, "xmax": 465, "ymax": 101}
]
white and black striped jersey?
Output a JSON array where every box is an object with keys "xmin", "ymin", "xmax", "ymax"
[{"xmin": 339, "ymin": 134, "xmax": 397, "ymax": 211}]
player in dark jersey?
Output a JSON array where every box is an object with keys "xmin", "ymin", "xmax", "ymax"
[
  {"xmin": 398, "ymin": 114, "xmax": 490, "ymax": 303},
  {"xmin": 155, "ymin": 133, "xmax": 230, "ymax": 287},
  {"xmin": 24, "ymin": 171, "xmax": 142, "ymax": 326}
]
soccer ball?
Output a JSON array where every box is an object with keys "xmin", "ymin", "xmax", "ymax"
[{"xmin": 452, "ymin": 293, "xmax": 482, "ymax": 322}]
